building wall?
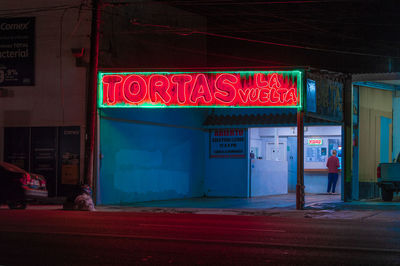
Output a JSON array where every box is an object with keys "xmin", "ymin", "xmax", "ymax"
[
  {"xmin": 250, "ymin": 160, "xmax": 288, "ymax": 196},
  {"xmin": 204, "ymin": 133, "xmax": 249, "ymax": 197},
  {"xmin": 97, "ymin": 108, "xmax": 209, "ymax": 205},
  {"xmin": 393, "ymin": 94, "xmax": 400, "ymax": 160},
  {"xmin": 0, "ymin": 1, "xmax": 91, "ymax": 182},
  {"xmin": 96, "ymin": 1, "xmax": 208, "ymax": 204},
  {"xmin": 359, "ymin": 86, "xmax": 392, "ymax": 198}
]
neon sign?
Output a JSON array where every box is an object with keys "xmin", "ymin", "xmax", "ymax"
[
  {"xmin": 308, "ymin": 138, "xmax": 323, "ymax": 145},
  {"xmin": 98, "ymin": 71, "xmax": 302, "ymax": 108}
]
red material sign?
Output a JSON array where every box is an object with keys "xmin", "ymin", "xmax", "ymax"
[
  {"xmin": 98, "ymin": 71, "xmax": 301, "ymax": 108},
  {"xmin": 308, "ymin": 138, "xmax": 323, "ymax": 145}
]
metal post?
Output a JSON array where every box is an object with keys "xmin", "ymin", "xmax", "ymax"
[
  {"xmin": 296, "ymin": 109, "xmax": 305, "ymax": 210},
  {"xmin": 84, "ymin": 0, "xmax": 101, "ymax": 188},
  {"xmin": 343, "ymin": 76, "xmax": 353, "ymax": 201}
]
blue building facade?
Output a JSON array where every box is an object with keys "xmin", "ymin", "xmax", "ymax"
[{"xmin": 95, "ymin": 69, "xmax": 351, "ymax": 205}]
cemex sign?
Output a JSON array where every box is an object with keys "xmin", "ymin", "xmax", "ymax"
[
  {"xmin": 0, "ymin": 17, "xmax": 35, "ymax": 86},
  {"xmin": 98, "ymin": 71, "xmax": 302, "ymax": 108}
]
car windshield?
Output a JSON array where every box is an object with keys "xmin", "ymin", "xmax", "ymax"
[{"xmin": 0, "ymin": 162, "xmax": 27, "ymax": 174}]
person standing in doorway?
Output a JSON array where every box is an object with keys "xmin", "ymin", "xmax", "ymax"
[{"xmin": 326, "ymin": 149, "xmax": 340, "ymax": 194}]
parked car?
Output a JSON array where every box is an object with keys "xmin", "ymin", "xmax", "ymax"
[
  {"xmin": 0, "ymin": 162, "xmax": 48, "ymax": 209},
  {"xmin": 377, "ymin": 153, "xmax": 400, "ymax": 201}
]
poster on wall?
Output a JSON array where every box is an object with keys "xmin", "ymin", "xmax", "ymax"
[
  {"xmin": 4, "ymin": 127, "xmax": 30, "ymax": 170},
  {"xmin": 306, "ymin": 71, "xmax": 344, "ymax": 122},
  {"xmin": 305, "ymin": 147, "xmax": 325, "ymax": 162},
  {"xmin": 306, "ymin": 79, "xmax": 316, "ymax": 113},
  {"xmin": 31, "ymin": 127, "xmax": 57, "ymax": 196},
  {"xmin": 210, "ymin": 128, "xmax": 247, "ymax": 158},
  {"xmin": 59, "ymin": 127, "xmax": 80, "ymax": 185},
  {"xmin": 0, "ymin": 17, "xmax": 35, "ymax": 86}
]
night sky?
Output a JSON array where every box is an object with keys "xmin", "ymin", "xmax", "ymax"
[{"xmin": 102, "ymin": 0, "xmax": 400, "ymax": 73}]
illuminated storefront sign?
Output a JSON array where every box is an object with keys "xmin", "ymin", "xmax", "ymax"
[
  {"xmin": 308, "ymin": 138, "xmax": 323, "ymax": 145},
  {"xmin": 98, "ymin": 71, "xmax": 302, "ymax": 108}
]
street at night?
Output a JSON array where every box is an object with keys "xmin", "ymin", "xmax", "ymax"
[
  {"xmin": 1, "ymin": 208, "xmax": 400, "ymax": 265},
  {"xmin": 1, "ymin": 1, "xmax": 400, "ymax": 265}
]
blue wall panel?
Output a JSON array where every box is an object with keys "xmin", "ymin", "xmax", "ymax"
[
  {"xmin": 393, "ymin": 97, "xmax": 400, "ymax": 160},
  {"xmin": 204, "ymin": 158, "xmax": 248, "ymax": 197},
  {"xmin": 380, "ymin": 116, "xmax": 392, "ymax": 163},
  {"xmin": 287, "ymin": 137, "xmax": 297, "ymax": 192},
  {"xmin": 204, "ymin": 132, "xmax": 249, "ymax": 197},
  {"xmin": 98, "ymin": 109, "xmax": 208, "ymax": 205}
]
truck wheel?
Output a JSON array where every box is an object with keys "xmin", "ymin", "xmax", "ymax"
[{"xmin": 382, "ymin": 189, "xmax": 393, "ymax": 202}]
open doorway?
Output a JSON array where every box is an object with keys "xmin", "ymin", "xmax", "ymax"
[{"xmin": 249, "ymin": 126, "xmax": 342, "ymax": 197}]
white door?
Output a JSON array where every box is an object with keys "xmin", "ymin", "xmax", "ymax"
[{"xmin": 266, "ymin": 142, "xmax": 286, "ymax": 161}]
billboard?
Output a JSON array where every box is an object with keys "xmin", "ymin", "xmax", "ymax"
[
  {"xmin": 98, "ymin": 71, "xmax": 302, "ymax": 108},
  {"xmin": 0, "ymin": 17, "xmax": 35, "ymax": 86}
]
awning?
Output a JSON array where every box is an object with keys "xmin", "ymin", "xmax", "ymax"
[{"xmin": 203, "ymin": 113, "xmax": 338, "ymax": 128}]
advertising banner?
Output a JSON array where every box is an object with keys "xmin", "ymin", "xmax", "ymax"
[
  {"xmin": 0, "ymin": 17, "xmax": 35, "ymax": 86},
  {"xmin": 59, "ymin": 127, "xmax": 80, "ymax": 185},
  {"xmin": 4, "ymin": 127, "xmax": 30, "ymax": 170}
]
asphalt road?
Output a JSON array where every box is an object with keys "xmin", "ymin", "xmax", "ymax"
[{"xmin": 0, "ymin": 209, "xmax": 400, "ymax": 265}]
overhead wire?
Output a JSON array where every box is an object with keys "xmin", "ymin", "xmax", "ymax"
[
  {"xmin": 0, "ymin": 4, "xmax": 84, "ymax": 17},
  {"xmin": 124, "ymin": 16, "xmax": 400, "ymax": 58},
  {"xmin": 155, "ymin": 0, "xmax": 357, "ymax": 6},
  {"xmin": 6, "ymin": 1, "xmax": 395, "ymax": 60},
  {"xmin": 167, "ymin": 0, "xmax": 400, "ymax": 54}
]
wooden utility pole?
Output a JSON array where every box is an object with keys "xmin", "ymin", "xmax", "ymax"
[
  {"xmin": 84, "ymin": 0, "xmax": 101, "ymax": 188},
  {"xmin": 296, "ymin": 109, "xmax": 305, "ymax": 210}
]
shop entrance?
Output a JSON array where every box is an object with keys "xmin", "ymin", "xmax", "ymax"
[
  {"xmin": 351, "ymin": 76, "xmax": 398, "ymax": 200},
  {"xmin": 249, "ymin": 125, "xmax": 342, "ymax": 197}
]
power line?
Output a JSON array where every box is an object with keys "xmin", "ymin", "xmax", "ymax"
[
  {"xmin": 158, "ymin": 0, "xmax": 354, "ymax": 5},
  {"xmin": 130, "ymin": 21, "xmax": 399, "ymax": 59},
  {"xmin": 0, "ymin": 4, "xmax": 75, "ymax": 12},
  {"xmin": 0, "ymin": 4, "xmax": 85, "ymax": 16}
]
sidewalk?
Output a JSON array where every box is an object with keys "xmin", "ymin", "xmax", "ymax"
[
  {"xmin": 16, "ymin": 193, "xmax": 400, "ymax": 222},
  {"xmin": 94, "ymin": 193, "xmax": 400, "ymax": 222}
]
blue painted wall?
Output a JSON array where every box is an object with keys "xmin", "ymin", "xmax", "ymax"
[
  {"xmin": 97, "ymin": 108, "xmax": 209, "ymax": 205},
  {"xmin": 380, "ymin": 116, "xmax": 392, "ymax": 163},
  {"xmin": 393, "ymin": 97, "xmax": 400, "ymax": 160},
  {"xmin": 98, "ymin": 108, "xmax": 337, "ymax": 203},
  {"xmin": 287, "ymin": 137, "xmax": 297, "ymax": 192},
  {"xmin": 204, "ymin": 131, "xmax": 249, "ymax": 197}
]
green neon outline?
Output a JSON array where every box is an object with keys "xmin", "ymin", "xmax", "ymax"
[{"xmin": 97, "ymin": 70, "xmax": 303, "ymax": 109}]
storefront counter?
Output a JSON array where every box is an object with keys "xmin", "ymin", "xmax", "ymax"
[
  {"xmin": 304, "ymin": 169, "xmax": 341, "ymax": 194},
  {"xmin": 304, "ymin": 169, "xmax": 342, "ymax": 173}
]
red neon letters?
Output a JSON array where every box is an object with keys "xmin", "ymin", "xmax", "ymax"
[
  {"xmin": 100, "ymin": 72, "xmax": 299, "ymax": 107},
  {"xmin": 308, "ymin": 139, "xmax": 323, "ymax": 145}
]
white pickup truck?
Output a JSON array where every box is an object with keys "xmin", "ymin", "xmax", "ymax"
[{"xmin": 377, "ymin": 153, "xmax": 400, "ymax": 201}]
